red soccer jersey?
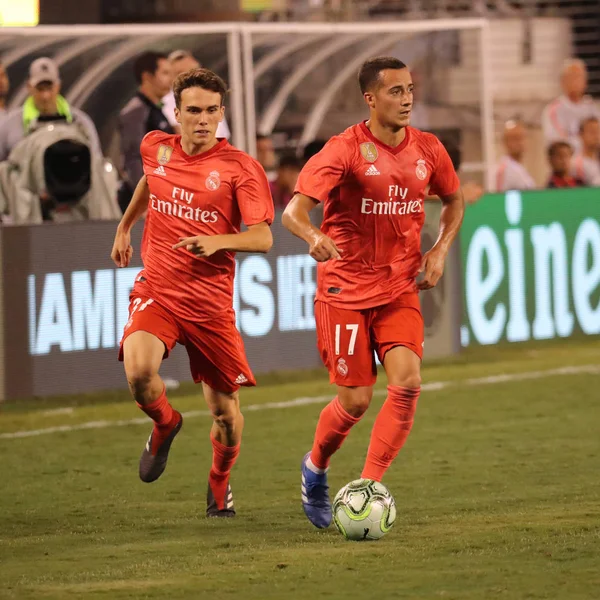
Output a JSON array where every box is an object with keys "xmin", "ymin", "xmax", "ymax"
[
  {"xmin": 137, "ymin": 131, "xmax": 274, "ymax": 322},
  {"xmin": 295, "ymin": 122, "xmax": 460, "ymax": 309}
]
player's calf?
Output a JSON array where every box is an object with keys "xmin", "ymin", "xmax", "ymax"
[
  {"xmin": 122, "ymin": 323, "xmax": 183, "ymax": 483},
  {"xmin": 203, "ymin": 385, "xmax": 243, "ymax": 517},
  {"xmin": 206, "ymin": 435, "xmax": 240, "ymax": 517},
  {"xmin": 361, "ymin": 385, "xmax": 419, "ymax": 482},
  {"xmin": 123, "ymin": 331, "xmax": 166, "ymax": 405}
]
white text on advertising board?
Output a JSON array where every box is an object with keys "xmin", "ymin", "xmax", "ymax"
[
  {"xmin": 28, "ymin": 255, "xmax": 317, "ymax": 355},
  {"xmin": 463, "ymin": 191, "xmax": 600, "ymax": 345}
]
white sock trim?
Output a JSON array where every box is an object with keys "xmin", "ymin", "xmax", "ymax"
[{"xmin": 306, "ymin": 455, "xmax": 328, "ymax": 475}]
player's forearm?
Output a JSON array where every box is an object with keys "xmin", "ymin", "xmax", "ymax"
[
  {"xmin": 118, "ymin": 176, "xmax": 149, "ymax": 233},
  {"xmin": 433, "ymin": 190, "xmax": 465, "ymax": 255},
  {"xmin": 216, "ymin": 226, "xmax": 273, "ymax": 254},
  {"xmin": 282, "ymin": 194, "xmax": 321, "ymax": 246}
]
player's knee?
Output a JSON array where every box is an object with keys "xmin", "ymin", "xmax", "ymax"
[
  {"xmin": 389, "ymin": 372, "xmax": 421, "ymax": 389},
  {"xmin": 341, "ymin": 390, "xmax": 372, "ymax": 417},
  {"xmin": 126, "ymin": 365, "xmax": 158, "ymax": 399},
  {"xmin": 213, "ymin": 412, "xmax": 237, "ymax": 434},
  {"xmin": 211, "ymin": 402, "xmax": 240, "ymax": 434},
  {"xmin": 351, "ymin": 394, "xmax": 372, "ymax": 416}
]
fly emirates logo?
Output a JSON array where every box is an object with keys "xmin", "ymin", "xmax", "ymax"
[
  {"xmin": 150, "ymin": 186, "xmax": 218, "ymax": 223},
  {"xmin": 361, "ymin": 185, "xmax": 423, "ymax": 216}
]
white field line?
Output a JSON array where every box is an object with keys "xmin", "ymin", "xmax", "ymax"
[{"xmin": 1, "ymin": 364, "xmax": 599, "ymax": 441}]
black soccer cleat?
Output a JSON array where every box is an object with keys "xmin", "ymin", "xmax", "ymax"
[
  {"xmin": 206, "ymin": 481, "xmax": 236, "ymax": 518},
  {"xmin": 138, "ymin": 411, "xmax": 183, "ymax": 483}
]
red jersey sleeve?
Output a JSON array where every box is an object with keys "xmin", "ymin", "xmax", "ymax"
[
  {"xmin": 140, "ymin": 131, "xmax": 168, "ymax": 174},
  {"xmin": 235, "ymin": 157, "xmax": 274, "ymax": 226},
  {"xmin": 428, "ymin": 137, "xmax": 461, "ymax": 198},
  {"xmin": 294, "ymin": 136, "xmax": 351, "ymax": 202}
]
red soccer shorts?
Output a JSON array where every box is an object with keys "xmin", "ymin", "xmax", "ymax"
[
  {"xmin": 118, "ymin": 293, "xmax": 255, "ymax": 393},
  {"xmin": 315, "ymin": 293, "xmax": 424, "ymax": 387}
]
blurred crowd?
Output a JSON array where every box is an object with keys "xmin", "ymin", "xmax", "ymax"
[
  {"xmin": 0, "ymin": 50, "xmax": 597, "ymax": 224},
  {"xmin": 496, "ymin": 59, "xmax": 600, "ymax": 192}
]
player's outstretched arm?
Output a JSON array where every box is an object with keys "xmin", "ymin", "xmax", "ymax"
[
  {"xmin": 282, "ymin": 194, "xmax": 341, "ymax": 262},
  {"xmin": 172, "ymin": 221, "xmax": 273, "ymax": 257},
  {"xmin": 418, "ymin": 188, "xmax": 465, "ymax": 290},
  {"xmin": 111, "ymin": 175, "xmax": 149, "ymax": 268}
]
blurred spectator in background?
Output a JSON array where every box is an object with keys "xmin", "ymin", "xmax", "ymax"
[
  {"xmin": 571, "ymin": 117, "xmax": 600, "ymax": 186},
  {"xmin": 257, "ymin": 133, "xmax": 277, "ymax": 180},
  {"xmin": 162, "ymin": 50, "xmax": 230, "ymax": 139},
  {"xmin": 118, "ymin": 51, "xmax": 174, "ymax": 211},
  {"xmin": 542, "ymin": 59, "xmax": 600, "ymax": 152},
  {"xmin": 0, "ymin": 57, "xmax": 101, "ymax": 162},
  {"xmin": 547, "ymin": 141, "xmax": 583, "ymax": 188},
  {"xmin": 0, "ymin": 61, "xmax": 9, "ymax": 116},
  {"xmin": 302, "ymin": 138, "xmax": 327, "ymax": 162},
  {"xmin": 0, "ymin": 60, "xmax": 119, "ymax": 224},
  {"xmin": 496, "ymin": 120, "xmax": 536, "ymax": 191},
  {"xmin": 270, "ymin": 152, "xmax": 302, "ymax": 209}
]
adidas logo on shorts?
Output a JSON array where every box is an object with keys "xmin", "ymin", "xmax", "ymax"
[
  {"xmin": 364, "ymin": 164, "xmax": 380, "ymax": 176},
  {"xmin": 234, "ymin": 373, "xmax": 248, "ymax": 385},
  {"xmin": 153, "ymin": 165, "xmax": 167, "ymax": 176}
]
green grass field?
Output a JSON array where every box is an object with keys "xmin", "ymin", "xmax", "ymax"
[{"xmin": 1, "ymin": 340, "xmax": 599, "ymax": 600}]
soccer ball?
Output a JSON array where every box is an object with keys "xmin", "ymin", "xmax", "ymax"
[{"xmin": 332, "ymin": 478, "xmax": 396, "ymax": 541}]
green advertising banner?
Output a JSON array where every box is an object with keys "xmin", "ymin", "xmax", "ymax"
[{"xmin": 460, "ymin": 188, "xmax": 600, "ymax": 346}]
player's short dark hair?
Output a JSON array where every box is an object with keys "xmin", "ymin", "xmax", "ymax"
[
  {"xmin": 302, "ymin": 139, "xmax": 327, "ymax": 161},
  {"xmin": 173, "ymin": 68, "xmax": 228, "ymax": 108},
  {"xmin": 358, "ymin": 56, "xmax": 408, "ymax": 93},
  {"xmin": 580, "ymin": 116, "xmax": 599, "ymax": 133},
  {"xmin": 548, "ymin": 140, "xmax": 573, "ymax": 158},
  {"xmin": 134, "ymin": 51, "xmax": 168, "ymax": 84}
]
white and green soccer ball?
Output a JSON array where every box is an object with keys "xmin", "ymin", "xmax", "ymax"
[{"xmin": 332, "ymin": 479, "xmax": 396, "ymax": 541}]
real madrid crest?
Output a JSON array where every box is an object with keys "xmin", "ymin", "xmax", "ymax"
[
  {"xmin": 336, "ymin": 358, "xmax": 348, "ymax": 377},
  {"xmin": 360, "ymin": 142, "xmax": 378, "ymax": 163},
  {"xmin": 157, "ymin": 145, "xmax": 173, "ymax": 165},
  {"xmin": 205, "ymin": 170, "xmax": 221, "ymax": 191},
  {"xmin": 416, "ymin": 158, "xmax": 427, "ymax": 181}
]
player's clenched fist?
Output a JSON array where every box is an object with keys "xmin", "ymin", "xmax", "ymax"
[
  {"xmin": 172, "ymin": 235, "xmax": 223, "ymax": 257},
  {"xmin": 309, "ymin": 234, "xmax": 341, "ymax": 262},
  {"xmin": 417, "ymin": 247, "xmax": 446, "ymax": 290},
  {"xmin": 111, "ymin": 228, "xmax": 133, "ymax": 268}
]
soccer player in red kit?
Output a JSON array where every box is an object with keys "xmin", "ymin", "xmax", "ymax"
[
  {"xmin": 282, "ymin": 57, "xmax": 464, "ymax": 529},
  {"xmin": 110, "ymin": 68, "xmax": 274, "ymax": 517}
]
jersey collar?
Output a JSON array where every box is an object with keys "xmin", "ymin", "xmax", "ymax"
[
  {"xmin": 359, "ymin": 120, "xmax": 410, "ymax": 155},
  {"xmin": 176, "ymin": 136, "xmax": 228, "ymax": 161}
]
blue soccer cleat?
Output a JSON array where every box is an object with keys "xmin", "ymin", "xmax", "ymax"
[{"xmin": 301, "ymin": 451, "xmax": 332, "ymax": 529}]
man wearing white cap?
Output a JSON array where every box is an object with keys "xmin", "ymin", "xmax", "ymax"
[{"xmin": 0, "ymin": 57, "xmax": 101, "ymax": 161}]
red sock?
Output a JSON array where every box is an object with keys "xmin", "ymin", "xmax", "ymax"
[
  {"xmin": 208, "ymin": 435, "xmax": 240, "ymax": 510},
  {"xmin": 137, "ymin": 386, "xmax": 178, "ymax": 455},
  {"xmin": 310, "ymin": 396, "xmax": 362, "ymax": 470},
  {"xmin": 361, "ymin": 385, "xmax": 420, "ymax": 482}
]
